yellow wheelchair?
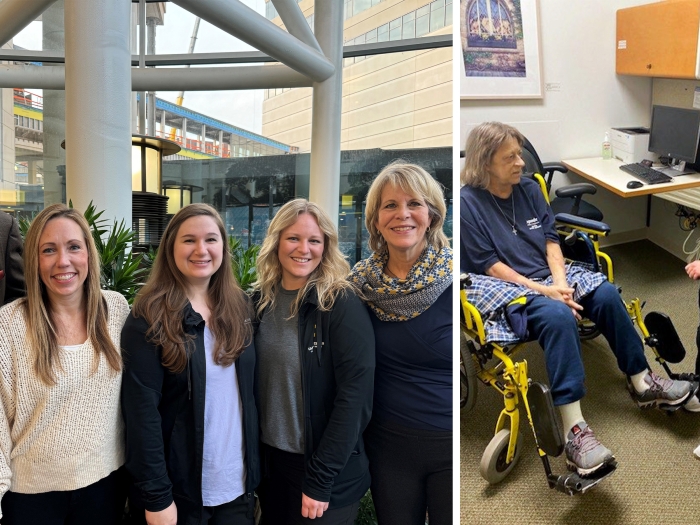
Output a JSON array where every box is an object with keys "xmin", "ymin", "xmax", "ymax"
[{"xmin": 459, "ymin": 174, "xmax": 699, "ymax": 495}]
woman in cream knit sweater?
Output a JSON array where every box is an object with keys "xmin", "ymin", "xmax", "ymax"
[{"xmin": 0, "ymin": 204, "xmax": 130, "ymax": 525}]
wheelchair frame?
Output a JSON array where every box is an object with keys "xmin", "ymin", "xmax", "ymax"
[{"xmin": 460, "ymin": 174, "xmax": 695, "ymax": 494}]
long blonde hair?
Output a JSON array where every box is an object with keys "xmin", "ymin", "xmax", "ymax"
[
  {"xmin": 22, "ymin": 204, "xmax": 121, "ymax": 385},
  {"xmin": 132, "ymin": 203, "xmax": 253, "ymax": 373},
  {"xmin": 364, "ymin": 162, "xmax": 449, "ymax": 254},
  {"xmin": 255, "ymin": 199, "xmax": 353, "ymax": 318}
]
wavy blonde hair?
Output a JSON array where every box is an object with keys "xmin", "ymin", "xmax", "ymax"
[
  {"xmin": 22, "ymin": 204, "xmax": 120, "ymax": 385},
  {"xmin": 365, "ymin": 162, "xmax": 449, "ymax": 254},
  {"xmin": 132, "ymin": 203, "xmax": 253, "ymax": 373},
  {"xmin": 255, "ymin": 199, "xmax": 353, "ymax": 318}
]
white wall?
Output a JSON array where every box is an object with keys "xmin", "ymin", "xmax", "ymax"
[{"xmin": 460, "ymin": 0, "xmax": 657, "ymax": 238}]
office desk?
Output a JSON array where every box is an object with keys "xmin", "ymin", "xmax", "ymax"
[{"xmin": 561, "ymin": 157, "xmax": 700, "ymax": 198}]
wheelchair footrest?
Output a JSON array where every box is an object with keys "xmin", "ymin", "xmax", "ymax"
[
  {"xmin": 548, "ymin": 461, "xmax": 617, "ymax": 496},
  {"xmin": 645, "ymin": 311, "xmax": 686, "ymax": 364}
]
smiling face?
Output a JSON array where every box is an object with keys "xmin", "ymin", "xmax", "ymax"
[
  {"xmin": 486, "ymin": 136, "xmax": 525, "ymax": 194},
  {"xmin": 173, "ymin": 215, "xmax": 224, "ymax": 289},
  {"xmin": 38, "ymin": 217, "xmax": 89, "ymax": 305},
  {"xmin": 375, "ymin": 183, "xmax": 432, "ymax": 261},
  {"xmin": 277, "ymin": 213, "xmax": 325, "ymax": 290}
]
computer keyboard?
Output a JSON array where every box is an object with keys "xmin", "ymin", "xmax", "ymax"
[{"xmin": 619, "ymin": 163, "xmax": 673, "ymax": 185}]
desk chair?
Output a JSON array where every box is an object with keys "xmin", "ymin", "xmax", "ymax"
[{"xmin": 522, "ymin": 137, "xmax": 604, "ymax": 222}]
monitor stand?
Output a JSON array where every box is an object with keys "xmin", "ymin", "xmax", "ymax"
[{"xmin": 659, "ymin": 159, "xmax": 697, "ymax": 177}]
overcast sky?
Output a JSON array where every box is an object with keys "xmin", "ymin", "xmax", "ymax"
[{"xmin": 13, "ymin": 0, "xmax": 267, "ymax": 134}]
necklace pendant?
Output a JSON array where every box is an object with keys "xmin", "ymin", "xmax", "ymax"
[{"xmin": 512, "ymin": 227, "xmax": 517, "ymax": 235}]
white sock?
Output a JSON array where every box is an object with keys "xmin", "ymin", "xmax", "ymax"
[
  {"xmin": 559, "ymin": 401, "xmax": 585, "ymax": 440},
  {"xmin": 630, "ymin": 370, "xmax": 650, "ymax": 393}
]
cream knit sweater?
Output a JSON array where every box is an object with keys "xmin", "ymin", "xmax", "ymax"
[{"xmin": 0, "ymin": 290, "xmax": 129, "ymax": 514}]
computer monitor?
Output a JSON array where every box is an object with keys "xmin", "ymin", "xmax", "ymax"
[{"xmin": 648, "ymin": 105, "xmax": 700, "ymax": 174}]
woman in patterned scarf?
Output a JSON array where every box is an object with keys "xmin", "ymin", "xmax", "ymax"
[{"xmin": 350, "ymin": 163, "xmax": 453, "ymax": 525}]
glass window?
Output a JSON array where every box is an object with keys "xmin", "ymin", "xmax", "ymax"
[
  {"xmin": 372, "ymin": 0, "xmax": 382, "ymax": 5},
  {"xmin": 445, "ymin": 0, "xmax": 453, "ymax": 26},
  {"xmin": 430, "ymin": 0, "xmax": 445, "ymax": 32},
  {"xmin": 389, "ymin": 17, "xmax": 402, "ymax": 41},
  {"xmin": 403, "ymin": 12, "xmax": 416, "ymax": 39},
  {"xmin": 377, "ymin": 23, "xmax": 389, "ymax": 42},
  {"xmin": 416, "ymin": 10, "xmax": 430, "ymax": 37},
  {"xmin": 345, "ymin": 0, "xmax": 353, "ymax": 20},
  {"xmin": 365, "ymin": 28, "xmax": 377, "ymax": 44},
  {"xmin": 353, "ymin": 0, "xmax": 372, "ymax": 16}
]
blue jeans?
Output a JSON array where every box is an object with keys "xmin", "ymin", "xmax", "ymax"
[{"xmin": 525, "ymin": 281, "xmax": 648, "ymax": 405}]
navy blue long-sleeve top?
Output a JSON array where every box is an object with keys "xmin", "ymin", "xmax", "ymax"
[{"xmin": 368, "ymin": 284, "xmax": 452, "ymax": 431}]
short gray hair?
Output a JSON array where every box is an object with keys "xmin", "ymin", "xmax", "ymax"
[{"xmin": 462, "ymin": 122, "xmax": 524, "ymax": 188}]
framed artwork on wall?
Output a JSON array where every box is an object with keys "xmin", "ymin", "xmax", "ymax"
[{"xmin": 460, "ymin": 0, "xmax": 543, "ymax": 99}]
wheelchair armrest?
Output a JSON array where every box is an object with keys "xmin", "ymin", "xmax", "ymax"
[
  {"xmin": 555, "ymin": 213, "xmax": 611, "ymax": 235},
  {"xmin": 554, "ymin": 183, "xmax": 597, "ymax": 199},
  {"xmin": 542, "ymin": 162, "xmax": 568, "ymax": 175}
]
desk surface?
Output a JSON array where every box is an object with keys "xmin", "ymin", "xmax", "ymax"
[{"xmin": 561, "ymin": 157, "xmax": 700, "ymax": 198}]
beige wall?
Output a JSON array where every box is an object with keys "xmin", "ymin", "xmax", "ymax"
[{"xmin": 262, "ymin": 1, "xmax": 452, "ymax": 152}]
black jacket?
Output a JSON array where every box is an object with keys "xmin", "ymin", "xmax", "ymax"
[
  {"xmin": 0, "ymin": 212, "xmax": 25, "ymax": 305},
  {"xmin": 253, "ymin": 287, "xmax": 375, "ymax": 507},
  {"xmin": 121, "ymin": 302, "xmax": 260, "ymax": 524}
]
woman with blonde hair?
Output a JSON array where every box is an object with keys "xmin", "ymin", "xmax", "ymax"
[
  {"xmin": 350, "ymin": 162, "xmax": 453, "ymax": 525},
  {"xmin": 121, "ymin": 203, "xmax": 259, "ymax": 525},
  {"xmin": 253, "ymin": 198, "xmax": 375, "ymax": 524},
  {"xmin": 0, "ymin": 204, "xmax": 130, "ymax": 524}
]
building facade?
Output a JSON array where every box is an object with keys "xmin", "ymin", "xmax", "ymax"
[{"xmin": 262, "ymin": 0, "xmax": 452, "ymax": 152}]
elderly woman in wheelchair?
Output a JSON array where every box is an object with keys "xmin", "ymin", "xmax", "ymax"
[{"xmin": 461, "ymin": 122, "xmax": 696, "ymax": 481}]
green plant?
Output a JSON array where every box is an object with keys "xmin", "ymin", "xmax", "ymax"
[
  {"xmin": 229, "ymin": 237, "xmax": 260, "ymax": 292},
  {"xmin": 355, "ymin": 490, "xmax": 378, "ymax": 525}
]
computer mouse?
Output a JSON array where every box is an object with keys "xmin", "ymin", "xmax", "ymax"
[{"xmin": 626, "ymin": 180, "xmax": 644, "ymax": 189}]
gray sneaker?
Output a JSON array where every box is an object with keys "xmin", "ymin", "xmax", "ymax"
[
  {"xmin": 565, "ymin": 422, "xmax": 615, "ymax": 477},
  {"xmin": 628, "ymin": 371, "xmax": 693, "ymax": 409}
]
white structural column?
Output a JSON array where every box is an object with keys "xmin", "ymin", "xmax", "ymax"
[
  {"xmin": 309, "ymin": 0, "xmax": 343, "ymax": 223},
  {"xmin": 171, "ymin": 0, "xmax": 334, "ymax": 82},
  {"xmin": 64, "ymin": 0, "xmax": 131, "ymax": 224},
  {"xmin": 0, "ymin": 0, "xmax": 57, "ymax": 47},
  {"xmin": 270, "ymin": 0, "xmax": 322, "ymax": 53}
]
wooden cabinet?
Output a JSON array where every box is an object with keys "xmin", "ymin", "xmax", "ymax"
[{"xmin": 616, "ymin": 0, "xmax": 700, "ymax": 79}]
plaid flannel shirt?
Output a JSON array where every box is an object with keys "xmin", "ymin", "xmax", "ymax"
[{"xmin": 465, "ymin": 262, "xmax": 606, "ymax": 344}]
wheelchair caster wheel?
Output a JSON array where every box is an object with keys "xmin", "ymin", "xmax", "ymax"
[
  {"xmin": 479, "ymin": 429, "xmax": 522, "ymax": 484},
  {"xmin": 460, "ymin": 333, "xmax": 478, "ymax": 412}
]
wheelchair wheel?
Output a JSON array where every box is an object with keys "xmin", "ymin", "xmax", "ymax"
[
  {"xmin": 460, "ymin": 332, "xmax": 478, "ymax": 411},
  {"xmin": 578, "ymin": 319, "xmax": 601, "ymax": 340},
  {"xmin": 479, "ymin": 429, "xmax": 522, "ymax": 484}
]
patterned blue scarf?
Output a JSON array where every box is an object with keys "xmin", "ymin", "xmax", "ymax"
[{"xmin": 350, "ymin": 245, "xmax": 453, "ymax": 322}]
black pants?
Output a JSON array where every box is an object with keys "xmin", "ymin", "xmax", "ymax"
[
  {"xmin": 364, "ymin": 419, "xmax": 452, "ymax": 525},
  {"xmin": 2, "ymin": 467, "xmax": 127, "ymax": 525},
  {"xmin": 257, "ymin": 444, "xmax": 360, "ymax": 525},
  {"xmin": 129, "ymin": 493, "xmax": 253, "ymax": 525}
]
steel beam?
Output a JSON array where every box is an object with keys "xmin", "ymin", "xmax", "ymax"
[
  {"xmin": 309, "ymin": 0, "xmax": 343, "ymax": 223},
  {"xmin": 0, "ymin": 35, "xmax": 453, "ymax": 65},
  {"xmin": 170, "ymin": 0, "xmax": 334, "ymax": 82},
  {"xmin": 0, "ymin": 0, "xmax": 57, "ymax": 47},
  {"xmin": 270, "ymin": 0, "xmax": 322, "ymax": 53},
  {"xmin": 64, "ymin": 0, "xmax": 132, "ymax": 224},
  {"xmin": 0, "ymin": 64, "xmax": 313, "ymax": 90},
  {"xmin": 131, "ymin": 65, "xmax": 313, "ymax": 91}
]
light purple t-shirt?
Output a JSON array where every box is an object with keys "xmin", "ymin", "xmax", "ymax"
[{"xmin": 202, "ymin": 327, "xmax": 246, "ymax": 506}]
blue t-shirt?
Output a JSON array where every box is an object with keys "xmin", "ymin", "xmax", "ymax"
[
  {"xmin": 369, "ymin": 285, "xmax": 452, "ymax": 432},
  {"xmin": 460, "ymin": 177, "xmax": 559, "ymax": 278}
]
